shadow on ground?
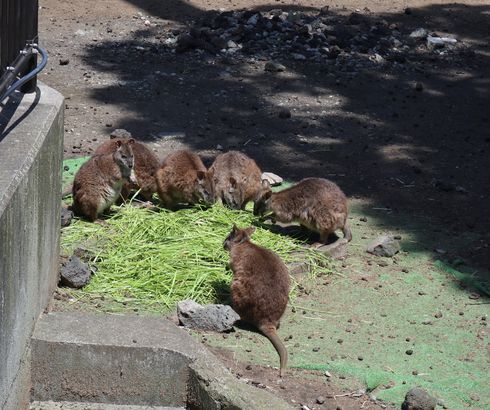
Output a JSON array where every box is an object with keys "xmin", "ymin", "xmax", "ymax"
[{"xmin": 80, "ymin": 2, "xmax": 490, "ymax": 291}]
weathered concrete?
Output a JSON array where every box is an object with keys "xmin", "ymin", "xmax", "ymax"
[
  {"xmin": 0, "ymin": 83, "xmax": 64, "ymax": 410},
  {"xmin": 31, "ymin": 312, "xmax": 294, "ymax": 410}
]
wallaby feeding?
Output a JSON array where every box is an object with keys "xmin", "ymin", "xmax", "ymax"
[
  {"xmin": 155, "ymin": 150, "xmax": 214, "ymax": 209},
  {"xmin": 224, "ymin": 225, "xmax": 290, "ymax": 377},
  {"xmin": 209, "ymin": 150, "xmax": 262, "ymax": 210},
  {"xmin": 72, "ymin": 139, "xmax": 135, "ymax": 221},
  {"xmin": 95, "ymin": 135, "xmax": 160, "ymax": 201},
  {"xmin": 254, "ymin": 177, "xmax": 352, "ymax": 246}
]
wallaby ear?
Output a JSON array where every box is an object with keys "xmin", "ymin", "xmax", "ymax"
[
  {"xmin": 245, "ymin": 226, "xmax": 256, "ymax": 237},
  {"xmin": 261, "ymin": 179, "xmax": 271, "ymax": 189},
  {"xmin": 196, "ymin": 170, "xmax": 206, "ymax": 181},
  {"xmin": 128, "ymin": 138, "xmax": 135, "ymax": 145},
  {"xmin": 115, "ymin": 140, "xmax": 122, "ymax": 148},
  {"xmin": 232, "ymin": 224, "xmax": 238, "ymax": 232},
  {"xmin": 229, "ymin": 177, "xmax": 237, "ymax": 187}
]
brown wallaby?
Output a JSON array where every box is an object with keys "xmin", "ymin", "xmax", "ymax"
[
  {"xmin": 94, "ymin": 135, "xmax": 160, "ymax": 201},
  {"xmin": 254, "ymin": 177, "xmax": 352, "ymax": 246},
  {"xmin": 71, "ymin": 139, "xmax": 136, "ymax": 221},
  {"xmin": 224, "ymin": 225, "xmax": 290, "ymax": 377},
  {"xmin": 209, "ymin": 150, "xmax": 262, "ymax": 210},
  {"xmin": 155, "ymin": 150, "xmax": 214, "ymax": 209}
]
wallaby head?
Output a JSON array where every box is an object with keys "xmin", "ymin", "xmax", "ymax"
[
  {"xmin": 253, "ymin": 179, "xmax": 273, "ymax": 216},
  {"xmin": 113, "ymin": 139, "xmax": 136, "ymax": 183},
  {"xmin": 195, "ymin": 170, "xmax": 215, "ymax": 205},
  {"xmin": 220, "ymin": 176, "xmax": 240, "ymax": 209},
  {"xmin": 223, "ymin": 224, "xmax": 256, "ymax": 250}
]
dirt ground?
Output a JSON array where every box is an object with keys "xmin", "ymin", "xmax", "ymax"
[{"xmin": 39, "ymin": 0, "xmax": 489, "ymax": 408}]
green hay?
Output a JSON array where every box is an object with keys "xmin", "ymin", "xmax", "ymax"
[{"xmin": 61, "ymin": 204, "xmax": 332, "ymax": 313}]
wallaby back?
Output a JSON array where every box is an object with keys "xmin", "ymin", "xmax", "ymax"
[
  {"xmin": 210, "ymin": 151, "xmax": 262, "ymax": 210},
  {"xmin": 155, "ymin": 150, "xmax": 214, "ymax": 209},
  {"xmin": 254, "ymin": 177, "xmax": 351, "ymax": 244}
]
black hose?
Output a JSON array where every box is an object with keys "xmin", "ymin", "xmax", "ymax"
[{"xmin": 0, "ymin": 44, "xmax": 48, "ymax": 103}]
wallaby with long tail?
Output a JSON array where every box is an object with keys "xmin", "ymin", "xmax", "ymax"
[{"xmin": 224, "ymin": 225, "xmax": 290, "ymax": 377}]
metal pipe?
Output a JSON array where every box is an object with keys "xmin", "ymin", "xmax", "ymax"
[{"xmin": 0, "ymin": 44, "xmax": 48, "ymax": 103}]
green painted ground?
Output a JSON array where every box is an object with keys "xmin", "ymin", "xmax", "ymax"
[
  {"xmin": 61, "ymin": 161, "xmax": 489, "ymax": 409},
  {"xmin": 202, "ymin": 202, "xmax": 490, "ymax": 409}
]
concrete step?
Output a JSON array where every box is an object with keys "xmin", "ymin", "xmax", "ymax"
[
  {"xmin": 30, "ymin": 312, "xmax": 294, "ymax": 410},
  {"xmin": 30, "ymin": 401, "xmax": 185, "ymax": 410}
]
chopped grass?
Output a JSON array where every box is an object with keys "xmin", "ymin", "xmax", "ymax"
[{"xmin": 60, "ymin": 203, "xmax": 332, "ymax": 314}]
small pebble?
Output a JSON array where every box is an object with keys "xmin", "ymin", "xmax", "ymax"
[
  {"xmin": 358, "ymin": 355, "xmax": 364, "ymax": 361},
  {"xmin": 316, "ymin": 396, "xmax": 325, "ymax": 404},
  {"xmin": 406, "ymin": 349, "xmax": 413, "ymax": 355},
  {"xmin": 59, "ymin": 58, "xmax": 70, "ymax": 65},
  {"xmin": 312, "ymin": 347, "xmax": 320, "ymax": 352},
  {"xmin": 435, "ymin": 312, "xmax": 443, "ymax": 318}
]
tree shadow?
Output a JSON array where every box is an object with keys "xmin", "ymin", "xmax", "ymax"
[{"xmin": 80, "ymin": 2, "xmax": 490, "ymax": 296}]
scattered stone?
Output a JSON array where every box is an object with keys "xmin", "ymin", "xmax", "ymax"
[
  {"xmin": 312, "ymin": 347, "xmax": 320, "ymax": 352},
  {"xmin": 278, "ymin": 108, "xmax": 291, "ymax": 119},
  {"xmin": 434, "ymin": 312, "xmax": 443, "ymax": 319},
  {"xmin": 261, "ymin": 172, "xmax": 283, "ymax": 186},
  {"xmin": 422, "ymin": 319, "xmax": 433, "ymax": 325},
  {"xmin": 264, "ymin": 61, "xmax": 286, "ymax": 72},
  {"xmin": 60, "ymin": 256, "xmax": 91, "ymax": 289},
  {"xmin": 409, "ymin": 28, "xmax": 427, "ymax": 40},
  {"xmin": 468, "ymin": 292, "xmax": 480, "ymax": 300},
  {"xmin": 366, "ymin": 235, "xmax": 401, "ymax": 257},
  {"xmin": 359, "ymin": 216, "xmax": 367, "ymax": 222},
  {"xmin": 59, "ymin": 58, "xmax": 70, "ymax": 65},
  {"xmin": 110, "ymin": 128, "xmax": 132, "ymax": 139},
  {"xmin": 324, "ymin": 371, "xmax": 332, "ymax": 377},
  {"xmin": 406, "ymin": 349, "xmax": 413, "ymax": 355},
  {"xmin": 291, "ymin": 53, "xmax": 306, "ymax": 61},
  {"xmin": 317, "ymin": 240, "xmax": 348, "ymax": 260},
  {"xmin": 316, "ymin": 396, "xmax": 325, "ymax": 404},
  {"xmin": 177, "ymin": 299, "xmax": 240, "ymax": 332},
  {"xmin": 427, "ymin": 35, "xmax": 457, "ymax": 48},
  {"xmin": 402, "ymin": 388, "xmax": 436, "ymax": 410},
  {"xmin": 61, "ymin": 207, "xmax": 73, "ymax": 227},
  {"xmin": 377, "ymin": 259, "xmax": 389, "ymax": 267}
]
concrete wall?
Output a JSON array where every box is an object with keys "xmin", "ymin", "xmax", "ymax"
[{"xmin": 0, "ymin": 83, "xmax": 64, "ymax": 410}]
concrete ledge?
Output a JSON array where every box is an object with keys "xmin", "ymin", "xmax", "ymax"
[
  {"xmin": 0, "ymin": 83, "xmax": 64, "ymax": 410},
  {"xmin": 31, "ymin": 312, "xmax": 293, "ymax": 410}
]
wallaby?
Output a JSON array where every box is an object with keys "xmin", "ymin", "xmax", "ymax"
[
  {"xmin": 155, "ymin": 150, "xmax": 214, "ymax": 209},
  {"xmin": 224, "ymin": 225, "xmax": 290, "ymax": 377},
  {"xmin": 94, "ymin": 135, "xmax": 160, "ymax": 201},
  {"xmin": 71, "ymin": 139, "xmax": 135, "ymax": 221},
  {"xmin": 209, "ymin": 150, "xmax": 262, "ymax": 210},
  {"xmin": 254, "ymin": 177, "xmax": 352, "ymax": 246}
]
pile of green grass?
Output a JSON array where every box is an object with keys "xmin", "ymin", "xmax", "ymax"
[{"xmin": 61, "ymin": 203, "xmax": 331, "ymax": 313}]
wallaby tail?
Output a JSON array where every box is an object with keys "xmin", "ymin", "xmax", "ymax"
[
  {"xmin": 343, "ymin": 220, "xmax": 352, "ymax": 242},
  {"xmin": 259, "ymin": 324, "xmax": 288, "ymax": 377}
]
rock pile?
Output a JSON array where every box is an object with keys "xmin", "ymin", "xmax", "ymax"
[{"xmin": 167, "ymin": 9, "xmax": 461, "ymax": 64}]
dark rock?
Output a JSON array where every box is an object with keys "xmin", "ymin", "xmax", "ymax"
[
  {"xmin": 264, "ymin": 61, "xmax": 286, "ymax": 72},
  {"xmin": 347, "ymin": 12, "xmax": 365, "ymax": 26},
  {"xmin": 366, "ymin": 235, "xmax": 401, "ymax": 257},
  {"xmin": 177, "ymin": 300, "xmax": 240, "ymax": 332},
  {"xmin": 327, "ymin": 45, "xmax": 341, "ymax": 59},
  {"xmin": 61, "ymin": 207, "xmax": 74, "ymax": 227},
  {"xmin": 110, "ymin": 128, "xmax": 132, "ymax": 139},
  {"xmin": 176, "ymin": 33, "xmax": 197, "ymax": 53},
  {"xmin": 278, "ymin": 108, "xmax": 291, "ymax": 119},
  {"xmin": 59, "ymin": 58, "xmax": 70, "ymax": 65},
  {"xmin": 60, "ymin": 256, "xmax": 91, "ymax": 289},
  {"xmin": 402, "ymin": 388, "xmax": 436, "ymax": 410},
  {"xmin": 406, "ymin": 349, "xmax": 413, "ymax": 355}
]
